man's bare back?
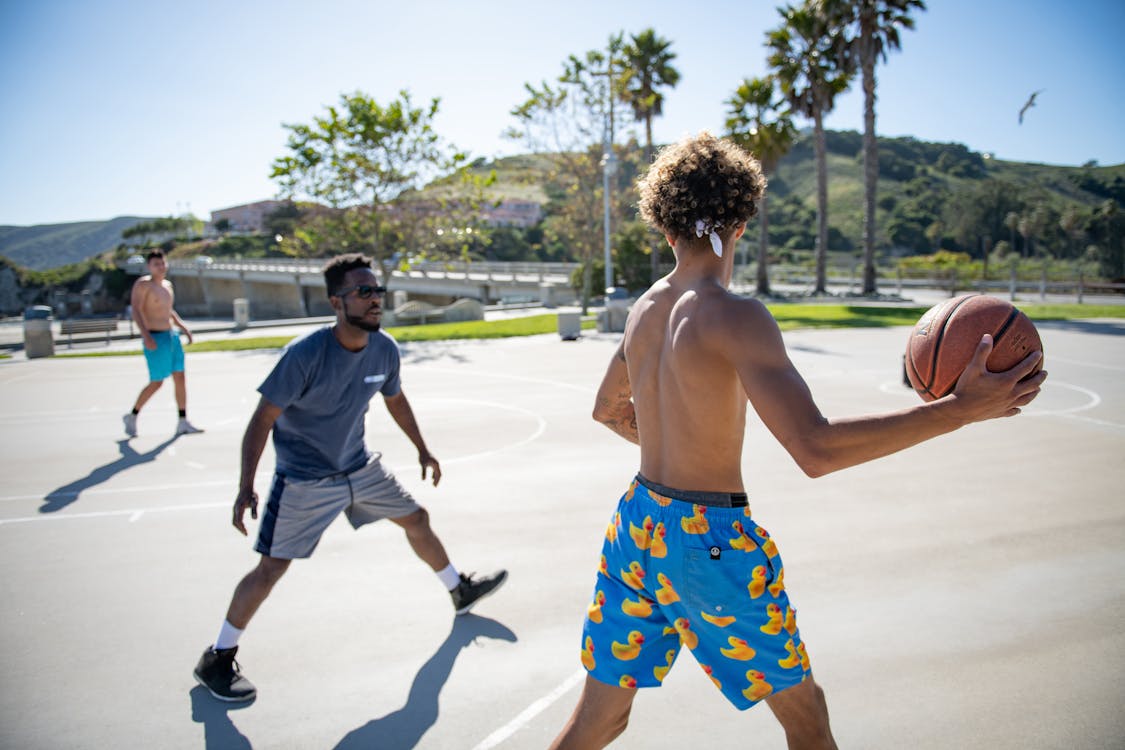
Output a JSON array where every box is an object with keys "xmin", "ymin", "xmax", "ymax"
[{"xmin": 624, "ymin": 276, "xmax": 756, "ymax": 493}]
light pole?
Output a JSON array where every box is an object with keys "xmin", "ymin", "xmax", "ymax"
[
  {"xmin": 601, "ymin": 36, "xmax": 618, "ymax": 294},
  {"xmin": 601, "ymin": 149, "xmax": 617, "ymax": 291}
]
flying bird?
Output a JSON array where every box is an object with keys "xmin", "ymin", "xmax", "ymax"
[{"xmin": 1019, "ymin": 89, "xmax": 1044, "ymax": 124}]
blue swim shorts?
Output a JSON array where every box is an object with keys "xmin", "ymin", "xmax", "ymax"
[
  {"xmin": 580, "ymin": 475, "xmax": 812, "ymax": 709},
  {"xmin": 143, "ymin": 330, "xmax": 185, "ymax": 381}
]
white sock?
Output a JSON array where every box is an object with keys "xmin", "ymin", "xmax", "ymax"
[
  {"xmin": 436, "ymin": 564, "xmax": 461, "ymax": 591},
  {"xmin": 214, "ymin": 620, "xmax": 244, "ymax": 651}
]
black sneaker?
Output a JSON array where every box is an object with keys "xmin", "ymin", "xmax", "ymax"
[
  {"xmin": 193, "ymin": 646, "xmax": 257, "ymax": 702},
  {"xmin": 450, "ymin": 570, "xmax": 508, "ymax": 615}
]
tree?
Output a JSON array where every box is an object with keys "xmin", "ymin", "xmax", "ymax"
[
  {"xmin": 834, "ymin": 0, "xmax": 926, "ymax": 294},
  {"xmin": 768, "ymin": 2, "xmax": 853, "ymax": 294},
  {"xmin": 1004, "ymin": 211, "xmax": 1021, "ymax": 258},
  {"xmin": 726, "ymin": 76, "xmax": 797, "ymax": 295},
  {"xmin": 508, "ymin": 41, "xmax": 634, "ymax": 313},
  {"xmin": 1058, "ymin": 206, "xmax": 1084, "ymax": 260},
  {"xmin": 270, "ymin": 90, "xmax": 466, "ymax": 284},
  {"xmin": 620, "ymin": 28, "xmax": 681, "ymax": 282}
]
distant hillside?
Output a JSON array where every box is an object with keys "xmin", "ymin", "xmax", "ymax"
[{"xmin": 0, "ymin": 216, "xmax": 154, "ymax": 271}]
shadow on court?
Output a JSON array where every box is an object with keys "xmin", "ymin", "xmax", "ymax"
[
  {"xmin": 333, "ymin": 614, "xmax": 518, "ymax": 750},
  {"xmin": 40, "ymin": 436, "xmax": 182, "ymax": 513},
  {"xmin": 189, "ymin": 685, "xmax": 254, "ymax": 750}
]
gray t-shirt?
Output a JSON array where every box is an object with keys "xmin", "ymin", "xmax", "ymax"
[{"xmin": 258, "ymin": 326, "xmax": 402, "ymax": 480}]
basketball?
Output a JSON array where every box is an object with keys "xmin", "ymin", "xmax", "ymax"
[{"xmin": 904, "ymin": 294, "xmax": 1043, "ymax": 402}]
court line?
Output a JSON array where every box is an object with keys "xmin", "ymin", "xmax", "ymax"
[
  {"xmin": 0, "ymin": 501, "xmax": 229, "ymax": 526},
  {"xmin": 470, "ymin": 669, "xmax": 585, "ymax": 750},
  {"xmin": 0, "ymin": 399, "xmax": 548, "ymax": 523}
]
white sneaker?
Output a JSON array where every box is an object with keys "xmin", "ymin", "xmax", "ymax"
[
  {"xmin": 176, "ymin": 418, "xmax": 204, "ymax": 436},
  {"xmin": 122, "ymin": 413, "xmax": 137, "ymax": 438}
]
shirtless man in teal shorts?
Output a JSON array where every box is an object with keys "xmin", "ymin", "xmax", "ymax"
[
  {"xmin": 549, "ymin": 133, "xmax": 1046, "ymax": 749},
  {"xmin": 123, "ymin": 249, "xmax": 202, "ymax": 437}
]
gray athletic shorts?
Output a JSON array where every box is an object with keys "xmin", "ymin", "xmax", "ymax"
[{"xmin": 254, "ymin": 455, "xmax": 422, "ymax": 559}]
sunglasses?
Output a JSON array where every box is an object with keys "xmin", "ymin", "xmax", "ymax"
[{"xmin": 334, "ymin": 284, "xmax": 387, "ymax": 299}]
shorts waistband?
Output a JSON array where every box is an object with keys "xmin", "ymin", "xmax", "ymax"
[{"xmin": 635, "ymin": 473, "xmax": 748, "ymax": 508}]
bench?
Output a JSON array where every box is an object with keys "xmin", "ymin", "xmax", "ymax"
[{"xmin": 59, "ymin": 318, "xmax": 118, "ymax": 347}]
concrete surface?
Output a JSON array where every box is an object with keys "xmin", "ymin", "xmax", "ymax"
[{"xmin": 1, "ymin": 320, "xmax": 1123, "ymax": 749}]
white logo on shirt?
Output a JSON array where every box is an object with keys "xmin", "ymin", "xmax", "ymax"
[{"xmin": 364, "ymin": 374, "xmax": 386, "ymax": 385}]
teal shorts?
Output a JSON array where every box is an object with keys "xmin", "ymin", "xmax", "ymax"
[
  {"xmin": 580, "ymin": 475, "xmax": 812, "ymax": 709},
  {"xmin": 143, "ymin": 330, "xmax": 185, "ymax": 381}
]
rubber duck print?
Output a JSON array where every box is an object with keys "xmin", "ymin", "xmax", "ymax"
[
  {"xmin": 797, "ymin": 641, "xmax": 811, "ymax": 671},
  {"xmin": 629, "ymin": 515, "xmax": 654, "ymax": 550},
  {"xmin": 748, "ymin": 565, "xmax": 767, "ymax": 599},
  {"xmin": 768, "ymin": 566, "xmax": 786, "ymax": 598},
  {"xmin": 700, "ymin": 610, "xmax": 736, "ymax": 627},
  {"xmin": 783, "ymin": 606, "xmax": 797, "ymax": 635},
  {"xmin": 681, "ymin": 504, "xmax": 709, "ymax": 534},
  {"xmin": 701, "ymin": 664, "xmax": 722, "ymax": 689},
  {"xmin": 619, "ymin": 675, "xmax": 638, "ymax": 689},
  {"xmin": 621, "ymin": 595, "xmax": 654, "ymax": 618},
  {"xmin": 730, "ymin": 520, "xmax": 759, "ymax": 552},
  {"xmin": 778, "ymin": 638, "xmax": 801, "ymax": 669},
  {"xmin": 742, "ymin": 669, "xmax": 774, "ymax": 702},
  {"xmin": 587, "ymin": 590, "xmax": 606, "ymax": 624},
  {"xmin": 625, "ymin": 481, "xmax": 637, "ymax": 502},
  {"xmin": 650, "ymin": 490, "xmax": 673, "ymax": 507},
  {"xmin": 612, "ymin": 630, "xmax": 645, "ymax": 660},
  {"xmin": 598, "ymin": 555, "xmax": 609, "ymax": 577},
  {"xmin": 753, "ymin": 526, "xmax": 779, "ymax": 559},
  {"xmin": 620, "ymin": 561, "xmax": 646, "ymax": 590},
  {"xmin": 650, "ymin": 521, "xmax": 668, "ymax": 558},
  {"xmin": 759, "ymin": 603, "xmax": 784, "ymax": 635},
  {"xmin": 720, "ymin": 636, "xmax": 757, "ymax": 661},
  {"xmin": 673, "ymin": 618, "xmax": 698, "ymax": 650},
  {"xmin": 581, "ymin": 636, "xmax": 596, "ymax": 670},
  {"xmin": 654, "ymin": 649, "xmax": 676, "ymax": 683},
  {"xmin": 605, "ymin": 512, "xmax": 620, "ymax": 542},
  {"xmin": 655, "ymin": 573, "xmax": 680, "ymax": 605}
]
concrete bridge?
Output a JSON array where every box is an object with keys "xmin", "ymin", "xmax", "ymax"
[{"xmin": 163, "ymin": 258, "xmax": 580, "ymax": 319}]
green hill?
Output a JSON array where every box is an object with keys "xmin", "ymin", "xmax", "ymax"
[{"xmin": 0, "ymin": 216, "xmax": 154, "ymax": 271}]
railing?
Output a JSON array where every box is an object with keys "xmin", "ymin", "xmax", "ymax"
[{"xmin": 166, "ymin": 258, "xmax": 578, "ymax": 282}]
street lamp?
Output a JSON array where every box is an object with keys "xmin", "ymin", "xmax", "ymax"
[{"xmin": 601, "ymin": 149, "xmax": 617, "ymax": 292}]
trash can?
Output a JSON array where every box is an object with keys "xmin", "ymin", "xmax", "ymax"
[
  {"xmin": 233, "ymin": 298, "xmax": 250, "ymax": 330},
  {"xmin": 23, "ymin": 305, "xmax": 55, "ymax": 358},
  {"xmin": 557, "ymin": 309, "xmax": 581, "ymax": 341}
]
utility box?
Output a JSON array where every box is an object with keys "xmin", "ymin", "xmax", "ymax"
[
  {"xmin": 233, "ymin": 298, "xmax": 250, "ymax": 330},
  {"xmin": 23, "ymin": 306, "xmax": 55, "ymax": 358},
  {"xmin": 598, "ymin": 287, "xmax": 631, "ymax": 333}
]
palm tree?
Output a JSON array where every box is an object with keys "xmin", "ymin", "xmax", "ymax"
[
  {"xmin": 1004, "ymin": 211, "xmax": 1021, "ymax": 257},
  {"xmin": 835, "ymin": 0, "xmax": 926, "ymax": 294},
  {"xmin": 767, "ymin": 2, "xmax": 853, "ymax": 294},
  {"xmin": 620, "ymin": 28, "xmax": 681, "ymax": 282},
  {"xmin": 726, "ymin": 76, "xmax": 797, "ymax": 295}
]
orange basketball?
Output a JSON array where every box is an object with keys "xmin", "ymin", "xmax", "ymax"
[{"xmin": 904, "ymin": 294, "xmax": 1043, "ymax": 402}]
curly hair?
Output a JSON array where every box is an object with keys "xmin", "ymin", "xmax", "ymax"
[
  {"xmin": 637, "ymin": 132, "xmax": 766, "ymax": 244},
  {"xmin": 322, "ymin": 252, "xmax": 373, "ymax": 297}
]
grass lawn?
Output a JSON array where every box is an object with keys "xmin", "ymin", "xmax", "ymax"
[{"xmin": 49, "ymin": 303, "xmax": 1124, "ymax": 357}]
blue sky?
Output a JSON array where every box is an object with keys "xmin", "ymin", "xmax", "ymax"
[{"xmin": 1, "ymin": 0, "xmax": 1122, "ymax": 226}]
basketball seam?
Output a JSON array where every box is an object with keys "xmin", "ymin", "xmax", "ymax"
[{"xmin": 930, "ymin": 295, "xmax": 976, "ymax": 398}]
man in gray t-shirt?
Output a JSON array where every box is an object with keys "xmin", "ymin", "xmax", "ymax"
[{"xmin": 193, "ymin": 253, "xmax": 508, "ymax": 704}]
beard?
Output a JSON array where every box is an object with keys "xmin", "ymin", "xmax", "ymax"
[{"xmin": 345, "ymin": 310, "xmax": 381, "ymax": 332}]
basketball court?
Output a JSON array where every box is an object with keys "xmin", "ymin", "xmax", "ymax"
[{"xmin": 1, "ymin": 320, "xmax": 1123, "ymax": 749}]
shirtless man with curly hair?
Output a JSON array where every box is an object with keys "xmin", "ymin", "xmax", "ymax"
[{"xmin": 550, "ymin": 133, "xmax": 1045, "ymax": 749}]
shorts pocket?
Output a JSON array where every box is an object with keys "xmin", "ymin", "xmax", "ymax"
[{"xmin": 680, "ymin": 546, "xmax": 774, "ymax": 618}]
